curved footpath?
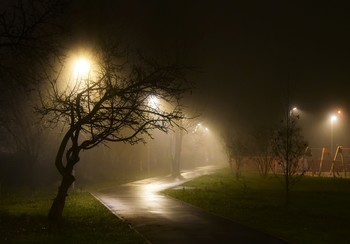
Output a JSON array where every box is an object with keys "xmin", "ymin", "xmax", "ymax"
[{"xmin": 92, "ymin": 165, "xmax": 286, "ymax": 244}]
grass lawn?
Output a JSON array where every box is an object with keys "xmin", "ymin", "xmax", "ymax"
[
  {"xmin": 0, "ymin": 188, "xmax": 147, "ymax": 243},
  {"xmin": 164, "ymin": 168, "xmax": 350, "ymax": 243}
]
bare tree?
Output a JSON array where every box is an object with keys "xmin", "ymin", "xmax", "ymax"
[
  {"xmin": 252, "ymin": 126, "xmax": 274, "ymax": 177},
  {"xmin": 0, "ymin": 88, "xmax": 44, "ymax": 185},
  {"xmin": 171, "ymin": 121, "xmax": 184, "ymax": 177},
  {"xmin": 271, "ymin": 109, "xmax": 307, "ymax": 204},
  {"xmin": 0, "ymin": 0, "xmax": 67, "ymax": 187},
  {"xmin": 0, "ymin": 0, "xmax": 65, "ymax": 48},
  {"xmin": 225, "ymin": 130, "xmax": 247, "ymax": 179},
  {"xmin": 0, "ymin": 0, "xmax": 66, "ymax": 81},
  {"xmin": 37, "ymin": 43, "xmax": 192, "ymax": 223},
  {"xmin": 170, "ymin": 118, "xmax": 199, "ymax": 178}
]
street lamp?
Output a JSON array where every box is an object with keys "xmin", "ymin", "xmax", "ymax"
[
  {"xmin": 71, "ymin": 56, "xmax": 91, "ymax": 190},
  {"xmin": 69, "ymin": 56, "xmax": 92, "ymax": 93},
  {"xmin": 73, "ymin": 57, "xmax": 91, "ymax": 79},
  {"xmin": 330, "ymin": 115, "xmax": 337, "ymax": 157},
  {"xmin": 146, "ymin": 95, "xmax": 160, "ymax": 176},
  {"xmin": 148, "ymin": 95, "xmax": 159, "ymax": 109},
  {"xmin": 289, "ymin": 107, "xmax": 298, "ymax": 116}
]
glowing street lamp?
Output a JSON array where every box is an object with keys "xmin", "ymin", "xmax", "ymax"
[
  {"xmin": 289, "ymin": 107, "xmax": 298, "ymax": 116},
  {"xmin": 193, "ymin": 123, "xmax": 209, "ymax": 134},
  {"xmin": 330, "ymin": 115, "xmax": 337, "ymax": 157},
  {"xmin": 73, "ymin": 57, "xmax": 91, "ymax": 79},
  {"xmin": 145, "ymin": 95, "xmax": 160, "ymax": 175},
  {"xmin": 330, "ymin": 115, "xmax": 337, "ymax": 122},
  {"xmin": 70, "ymin": 57, "xmax": 91, "ymax": 189},
  {"xmin": 148, "ymin": 95, "xmax": 159, "ymax": 109}
]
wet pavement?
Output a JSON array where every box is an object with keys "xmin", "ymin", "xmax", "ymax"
[{"xmin": 92, "ymin": 165, "xmax": 286, "ymax": 243}]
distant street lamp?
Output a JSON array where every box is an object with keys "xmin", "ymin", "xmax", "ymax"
[
  {"xmin": 289, "ymin": 107, "xmax": 298, "ymax": 116},
  {"xmin": 194, "ymin": 123, "xmax": 209, "ymax": 134},
  {"xmin": 192, "ymin": 123, "xmax": 210, "ymax": 163},
  {"xmin": 330, "ymin": 115, "xmax": 337, "ymax": 157},
  {"xmin": 148, "ymin": 95, "xmax": 159, "ymax": 109}
]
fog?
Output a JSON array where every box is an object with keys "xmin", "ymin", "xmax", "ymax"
[
  {"xmin": 2, "ymin": 0, "xmax": 350, "ymax": 190},
  {"xmin": 0, "ymin": 120, "xmax": 227, "ymax": 191},
  {"xmin": 74, "ymin": 122, "xmax": 227, "ymax": 185},
  {"xmin": 296, "ymin": 108, "xmax": 350, "ymax": 151}
]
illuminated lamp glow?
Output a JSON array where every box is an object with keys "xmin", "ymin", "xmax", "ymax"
[{"xmin": 73, "ymin": 58, "xmax": 91, "ymax": 78}]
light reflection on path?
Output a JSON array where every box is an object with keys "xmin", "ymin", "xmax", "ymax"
[
  {"xmin": 93, "ymin": 165, "xmax": 220, "ymax": 219},
  {"xmin": 92, "ymin": 165, "xmax": 285, "ymax": 244}
]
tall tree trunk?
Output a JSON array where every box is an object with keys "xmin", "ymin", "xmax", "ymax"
[
  {"xmin": 48, "ymin": 172, "xmax": 75, "ymax": 224},
  {"xmin": 236, "ymin": 160, "xmax": 241, "ymax": 179},
  {"xmin": 172, "ymin": 128, "xmax": 182, "ymax": 177},
  {"xmin": 48, "ymin": 127, "xmax": 80, "ymax": 224},
  {"xmin": 285, "ymin": 168, "xmax": 290, "ymax": 205}
]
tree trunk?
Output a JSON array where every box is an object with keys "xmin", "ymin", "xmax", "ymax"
[
  {"xmin": 172, "ymin": 129, "xmax": 182, "ymax": 178},
  {"xmin": 48, "ymin": 128, "xmax": 80, "ymax": 224},
  {"xmin": 48, "ymin": 173, "xmax": 75, "ymax": 224},
  {"xmin": 172, "ymin": 156, "xmax": 180, "ymax": 177},
  {"xmin": 285, "ymin": 170, "xmax": 290, "ymax": 205}
]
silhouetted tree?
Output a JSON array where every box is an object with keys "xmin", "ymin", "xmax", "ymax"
[
  {"xmin": 37, "ymin": 43, "xmax": 192, "ymax": 223},
  {"xmin": 252, "ymin": 126, "xmax": 274, "ymax": 177},
  {"xmin": 0, "ymin": 0, "xmax": 67, "ymax": 187},
  {"xmin": 170, "ymin": 118, "xmax": 198, "ymax": 178},
  {"xmin": 225, "ymin": 131, "xmax": 247, "ymax": 179},
  {"xmin": 0, "ymin": 0, "xmax": 66, "ymax": 80},
  {"xmin": 0, "ymin": 90, "xmax": 44, "ymax": 185},
  {"xmin": 271, "ymin": 109, "xmax": 307, "ymax": 204},
  {"xmin": 171, "ymin": 121, "xmax": 184, "ymax": 177}
]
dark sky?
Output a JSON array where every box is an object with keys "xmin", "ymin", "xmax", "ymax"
[{"xmin": 71, "ymin": 0, "xmax": 350, "ymax": 144}]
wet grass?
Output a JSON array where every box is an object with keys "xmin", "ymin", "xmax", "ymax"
[
  {"xmin": 164, "ymin": 169, "xmax": 350, "ymax": 243},
  {"xmin": 0, "ymin": 188, "xmax": 147, "ymax": 243}
]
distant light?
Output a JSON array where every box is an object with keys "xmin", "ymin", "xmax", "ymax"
[
  {"xmin": 73, "ymin": 58, "xmax": 91, "ymax": 78},
  {"xmin": 337, "ymin": 110, "xmax": 342, "ymax": 114},
  {"xmin": 148, "ymin": 95, "xmax": 159, "ymax": 108},
  {"xmin": 330, "ymin": 115, "xmax": 337, "ymax": 122},
  {"xmin": 205, "ymin": 127, "xmax": 209, "ymax": 132},
  {"xmin": 289, "ymin": 107, "xmax": 298, "ymax": 115}
]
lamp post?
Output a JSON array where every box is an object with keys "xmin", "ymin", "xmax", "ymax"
[
  {"xmin": 146, "ymin": 95, "xmax": 159, "ymax": 176},
  {"xmin": 330, "ymin": 115, "xmax": 337, "ymax": 157},
  {"xmin": 71, "ymin": 56, "xmax": 91, "ymax": 189}
]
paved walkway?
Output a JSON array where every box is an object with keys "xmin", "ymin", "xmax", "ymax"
[{"xmin": 92, "ymin": 165, "xmax": 286, "ymax": 243}]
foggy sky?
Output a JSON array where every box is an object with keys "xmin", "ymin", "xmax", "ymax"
[{"xmin": 71, "ymin": 0, "xmax": 350, "ymax": 146}]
